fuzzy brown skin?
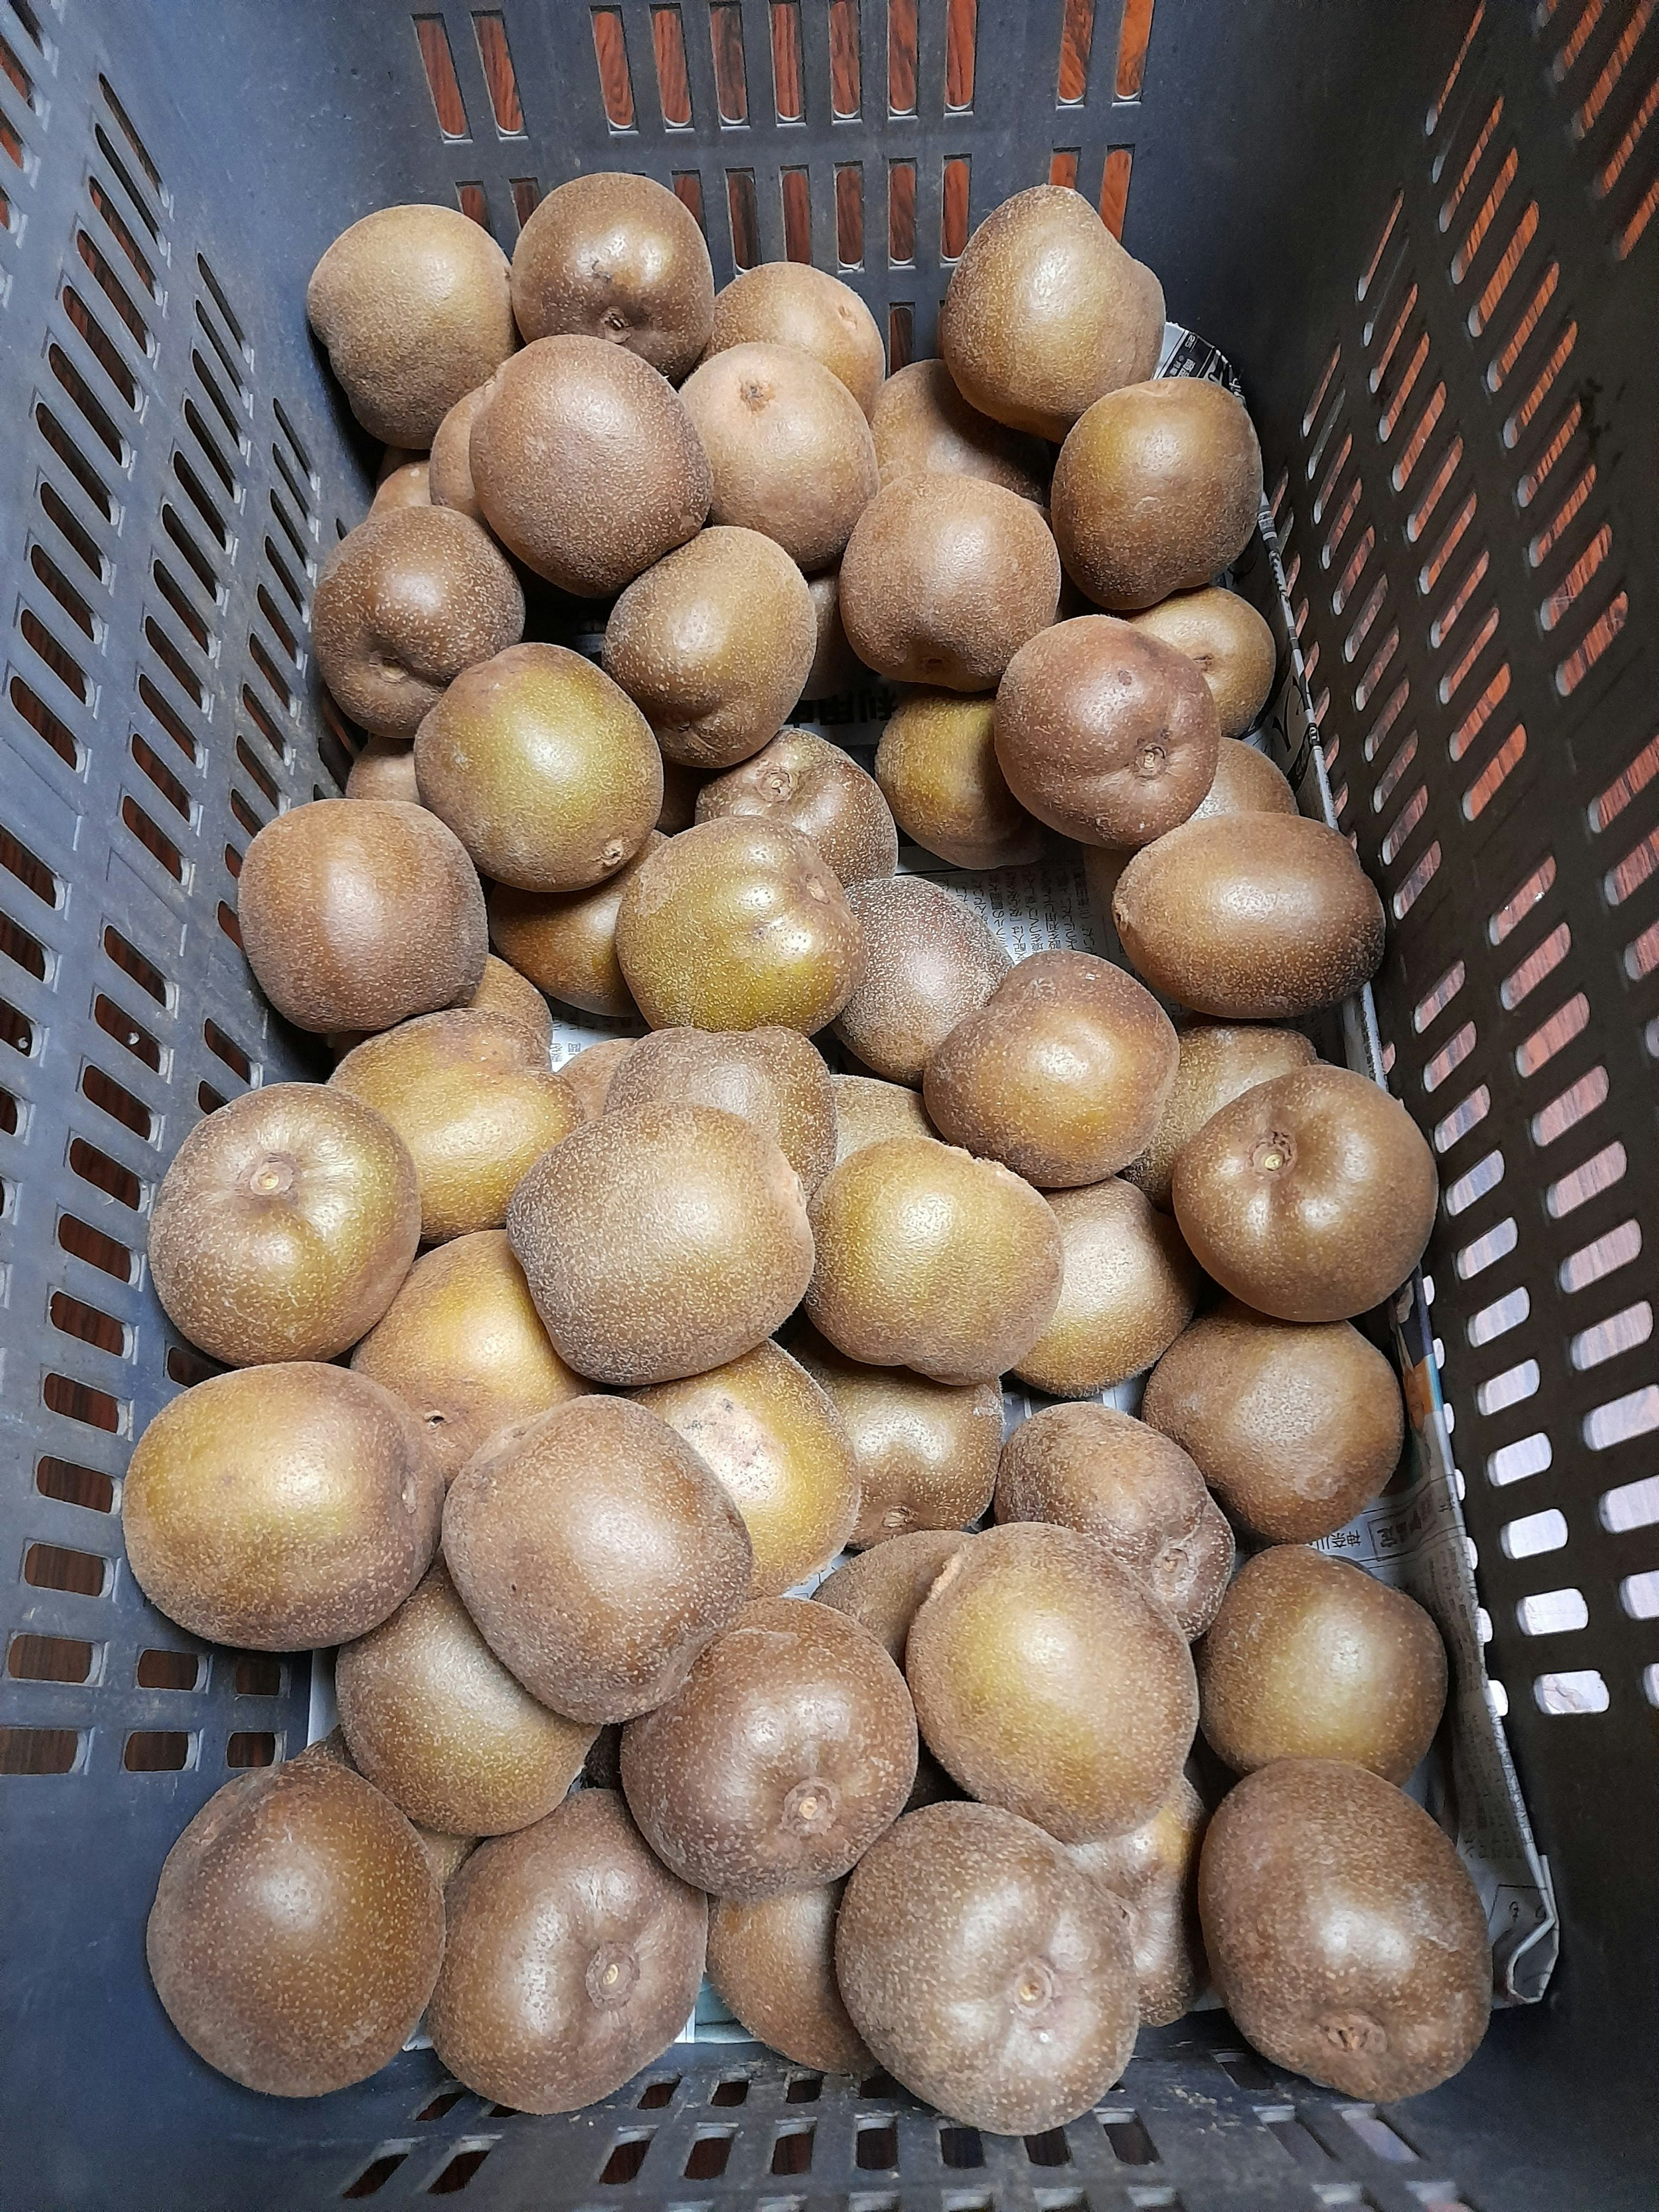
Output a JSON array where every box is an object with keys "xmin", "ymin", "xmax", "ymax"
[
  {"xmin": 147, "ymin": 1759, "xmax": 444, "ymax": 2098},
  {"xmin": 337, "ymin": 1560, "xmax": 596, "ymax": 1835},
  {"xmin": 148, "ymin": 1082, "xmax": 419, "ymax": 1368},
  {"xmin": 488, "ymin": 833, "xmax": 663, "ymax": 1019},
  {"xmin": 1143, "ymin": 1299, "xmax": 1405, "ymax": 1541},
  {"xmin": 1199, "ymin": 1759, "xmax": 1491, "ymax": 2101},
  {"xmin": 470, "ymin": 334, "xmax": 711, "ymax": 594},
  {"xmin": 833, "ymin": 876, "xmax": 1009, "ymax": 1085},
  {"xmin": 428, "ymin": 384, "xmax": 488, "ymax": 519},
  {"xmin": 616, "ymin": 817, "xmax": 865, "ymax": 1033},
  {"xmin": 696, "ymin": 727, "xmax": 899, "ymax": 886},
  {"xmin": 511, "ymin": 172, "xmax": 714, "ymax": 381},
  {"xmin": 416, "ymin": 642, "xmax": 662, "ymax": 893},
  {"xmin": 806, "ymin": 1136, "xmax": 1063, "ymax": 1385},
  {"xmin": 709, "ymin": 1882, "xmax": 871, "ymax": 2072},
  {"xmin": 604, "ymin": 528, "xmax": 816, "ymax": 770},
  {"xmin": 557, "ymin": 1036, "xmax": 638, "ymax": 1120},
  {"xmin": 875, "ymin": 690, "xmax": 1042, "ymax": 870},
  {"xmin": 1113, "ymin": 814, "xmax": 1386, "ymax": 1019},
  {"xmin": 429, "ymin": 1790, "xmax": 707, "ymax": 2114},
  {"xmin": 466, "ymin": 953, "xmax": 553, "ymax": 1048},
  {"xmin": 344, "ymin": 737, "xmax": 421, "ymax": 804},
  {"xmin": 307, "ymin": 203, "xmax": 516, "ymax": 446},
  {"xmin": 123, "ymin": 1363, "xmax": 442, "ymax": 1650},
  {"xmin": 803, "ymin": 569, "xmax": 868, "ymax": 697},
  {"xmin": 678, "ymin": 342, "xmax": 878, "ymax": 572},
  {"xmin": 607, "ymin": 1024, "xmax": 837, "ymax": 1196},
  {"xmin": 331, "ymin": 1010, "xmax": 581, "ymax": 1244},
  {"xmin": 1053, "ymin": 380, "xmax": 1264, "ymax": 612},
  {"xmin": 350, "ymin": 1229, "xmax": 585, "ymax": 1486},
  {"xmin": 706, "ymin": 262, "xmax": 886, "ymax": 414},
  {"xmin": 924, "ymin": 951, "xmax": 1179, "ymax": 1189},
  {"xmin": 620, "ymin": 1597, "xmax": 917, "ymax": 1899},
  {"xmin": 1013, "ymin": 1179, "xmax": 1201, "ymax": 1398},
  {"xmin": 995, "ymin": 1404, "xmax": 1231, "ymax": 1640},
  {"xmin": 369, "ymin": 458, "xmax": 431, "ymax": 512},
  {"xmin": 872, "ymin": 358, "xmax": 1050, "ymax": 502},
  {"xmin": 1171, "ymin": 1065, "xmax": 1438, "ymax": 1323},
  {"xmin": 1122, "ymin": 1023, "xmax": 1317, "ymax": 1211},
  {"xmin": 837, "ymin": 1800, "xmax": 1139, "ymax": 2131},
  {"xmin": 507, "ymin": 1102, "xmax": 814, "ymax": 1386},
  {"xmin": 637, "ymin": 1342, "xmax": 861, "ymax": 1598},
  {"xmin": 1082, "ymin": 740, "xmax": 1298, "ymax": 917},
  {"xmin": 838, "ymin": 473, "xmax": 1061, "ymax": 694},
  {"xmin": 1128, "ymin": 587, "xmax": 1278, "ymax": 738},
  {"xmin": 311, "ymin": 507, "xmax": 524, "ymax": 739},
  {"xmin": 830, "ymin": 1073, "xmax": 935, "ymax": 1160},
  {"xmin": 1069, "ymin": 1774, "xmax": 1208, "ymax": 2025},
  {"xmin": 444, "ymin": 1396, "xmax": 753, "ymax": 1722},
  {"xmin": 816, "ymin": 1529, "xmax": 971, "ymax": 1661}
]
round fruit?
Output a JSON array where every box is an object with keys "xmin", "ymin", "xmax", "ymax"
[
  {"xmin": 466, "ymin": 952, "xmax": 553, "ymax": 1049},
  {"xmin": 344, "ymin": 738, "xmax": 420, "ymax": 803},
  {"xmin": 796, "ymin": 1327, "xmax": 1001, "ymax": 1546},
  {"xmin": 695, "ymin": 727, "xmax": 898, "ymax": 886},
  {"xmin": 1012, "ymin": 1178, "xmax": 1200, "ymax": 1397},
  {"xmin": 1128, "ymin": 586, "xmax": 1277, "ymax": 737},
  {"xmin": 1122, "ymin": 1023, "xmax": 1317, "ymax": 1210},
  {"xmin": 706, "ymin": 261, "xmax": 886, "ymax": 414},
  {"xmin": 429, "ymin": 383, "xmax": 488, "ymax": 519},
  {"xmin": 816, "ymin": 1529, "xmax": 970, "ymax": 1661},
  {"xmin": 606, "ymin": 1024, "xmax": 837, "ymax": 1195},
  {"xmin": 370, "ymin": 458, "xmax": 430, "ymax": 511},
  {"xmin": 872, "ymin": 358, "xmax": 1049, "ymax": 502},
  {"xmin": 1191, "ymin": 737, "xmax": 1299, "ymax": 821},
  {"xmin": 874, "ymin": 690, "xmax": 1042, "ymax": 870},
  {"xmin": 558, "ymin": 1036, "xmax": 638, "ymax": 1120},
  {"xmin": 830, "ymin": 1072, "xmax": 934, "ymax": 1160},
  {"xmin": 1069, "ymin": 1774, "xmax": 1208, "ymax": 2026},
  {"xmin": 510, "ymin": 170, "xmax": 714, "ymax": 380},
  {"xmin": 488, "ymin": 832, "xmax": 663, "ymax": 1018},
  {"xmin": 803, "ymin": 568, "xmax": 867, "ymax": 697},
  {"xmin": 834, "ymin": 876, "xmax": 1009, "ymax": 1085},
  {"xmin": 708, "ymin": 1883, "xmax": 869, "ymax": 2073}
]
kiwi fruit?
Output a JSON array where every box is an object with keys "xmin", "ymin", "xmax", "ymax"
[
  {"xmin": 816, "ymin": 1529, "xmax": 970, "ymax": 1661},
  {"xmin": 444, "ymin": 1394, "xmax": 753, "ymax": 1720},
  {"xmin": 1189, "ymin": 737, "xmax": 1300, "ymax": 823},
  {"xmin": 123, "ymin": 1363, "xmax": 442, "ymax": 1649},
  {"xmin": 606, "ymin": 1024, "xmax": 837, "ymax": 1195},
  {"xmin": 705, "ymin": 261, "xmax": 886, "ymax": 414},
  {"xmin": 830, "ymin": 1072, "xmax": 935, "ymax": 1160},
  {"xmin": 1128, "ymin": 586, "xmax": 1277, "ymax": 737},
  {"xmin": 344, "ymin": 737, "xmax": 420, "ymax": 803},
  {"xmin": 369, "ymin": 458, "xmax": 430, "ymax": 512},
  {"xmin": 1123, "ymin": 1023, "xmax": 1317, "ymax": 1210},
  {"xmin": 1069, "ymin": 1773, "xmax": 1208, "ymax": 2025},
  {"xmin": 872, "ymin": 357, "xmax": 1049, "ymax": 502},
  {"xmin": 807, "ymin": 1136, "xmax": 1063, "ymax": 1384},
  {"xmin": 874, "ymin": 690, "xmax": 1042, "ymax": 870},
  {"xmin": 429, "ymin": 383, "xmax": 488, "ymax": 519},
  {"xmin": 1012, "ymin": 1178, "xmax": 1201, "ymax": 1398},
  {"xmin": 331, "ymin": 1009, "xmax": 581, "ymax": 1243},
  {"xmin": 1143, "ymin": 1299, "xmax": 1405, "ymax": 1541},
  {"xmin": 558, "ymin": 1036, "xmax": 639, "ymax": 1120},
  {"xmin": 1198, "ymin": 1758, "xmax": 1491, "ymax": 2100},
  {"xmin": 420, "ymin": 1829, "xmax": 479, "ymax": 1887},
  {"xmin": 415, "ymin": 642, "xmax": 662, "ymax": 893},
  {"xmin": 620, "ymin": 1597, "xmax": 917, "ymax": 1898},
  {"xmin": 489, "ymin": 832, "xmax": 664, "ymax": 1019},
  {"xmin": 833, "ymin": 876, "xmax": 1009, "ymax": 1084},
  {"xmin": 311, "ymin": 506, "xmax": 524, "ymax": 738},
  {"xmin": 995, "ymin": 1405, "xmax": 1232, "ymax": 1639},
  {"xmin": 939, "ymin": 185, "xmax": 1165, "ymax": 442},
  {"xmin": 907, "ymin": 1522, "xmax": 1198, "ymax": 1840},
  {"xmin": 708, "ymin": 1882, "xmax": 870, "ymax": 2072},
  {"xmin": 637, "ymin": 1341, "xmax": 860, "ymax": 1597},
  {"xmin": 350, "ymin": 1228, "xmax": 585, "ymax": 1485},
  {"xmin": 146, "ymin": 1758, "xmax": 444, "ymax": 2097},
  {"xmin": 465, "ymin": 952, "xmax": 553, "ymax": 1049},
  {"xmin": 239, "ymin": 798, "xmax": 487, "ymax": 1036},
  {"xmin": 1171, "ymin": 1065, "xmax": 1439, "ymax": 1322},
  {"xmin": 507, "ymin": 1102, "xmax": 814, "ymax": 1385},
  {"xmin": 337, "ymin": 1560, "xmax": 596, "ymax": 1834},
  {"xmin": 994, "ymin": 616, "xmax": 1222, "ymax": 848},
  {"xmin": 1052, "ymin": 381, "xmax": 1265, "ymax": 612},
  {"xmin": 839, "ymin": 474, "xmax": 1061, "ymax": 692},
  {"xmin": 510, "ymin": 171, "xmax": 715, "ymax": 380},
  {"xmin": 924, "ymin": 950, "xmax": 1179, "ymax": 1188},
  {"xmin": 307, "ymin": 204, "xmax": 516, "ymax": 445},
  {"xmin": 1112, "ymin": 814, "xmax": 1386, "ymax": 1017},
  {"xmin": 678, "ymin": 341, "xmax": 878, "ymax": 572},
  {"xmin": 803, "ymin": 568, "xmax": 867, "ymax": 698},
  {"xmin": 696, "ymin": 726, "xmax": 899, "ymax": 886},
  {"xmin": 657, "ymin": 754, "xmax": 706, "ymax": 831},
  {"xmin": 470, "ymin": 334, "xmax": 711, "ymax": 594},
  {"xmin": 836, "ymin": 1799, "xmax": 1140, "ymax": 2131},
  {"xmin": 148, "ymin": 1082, "xmax": 419, "ymax": 1368},
  {"xmin": 428, "ymin": 1788, "xmax": 707, "ymax": 2113},
  {"xmin": 377, "ymin": 445, "xmax": 422, "ymax": 482},
  {"xmin": 795, "ymin": 1324, "xmax": 1001, "ymax": 1545},
  {"xmin": 615, "ymin": 818, "xmax": 865, "ymax": 1033}
]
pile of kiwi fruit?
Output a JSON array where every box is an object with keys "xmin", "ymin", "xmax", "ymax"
[{"xmin": 130, "ymin": 175, "xmax": 1486, "ymax": 2134}]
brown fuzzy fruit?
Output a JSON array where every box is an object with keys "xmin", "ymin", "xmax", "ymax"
[
  {"xmin": 830, "ymin": 1073, "xmax": 935, "ymax": 1160},
  {"xmin": 1013, "ymin": 1178, "xmax": 1201, "ymax": 1398},
  {"xmin": 429, "ymin": 383, "xmax": 489, "ymax": 520},
  {"xmin": 695, "ymin": 727, "xmax": 899, "ymax": 886},
  {"xmin": 369, "ymin": 458, "xmax": 431, "ymax": 512},
  {"xmin": 607, "ymin": 1024, "xmax": 837, "ymax": 1195},
  {"xmin": 1128, "ymin": 586, "xmax": 1277, "ymax": 738},
  {"xmin": 1070, "ymin": 1774, "xmax": 1208, "ymax": 2025},
  {"xmin": 875, "ymin": 690, "xmax": 1042, "ymax": 870},
  {"xmin": 803, "ymin": 569, "xmax": 867, "ymax": 698},
  {"xmin": 1171, "ymin": 1065, "xmax": 1438, "ymax": 1322},
  {"xmin": 510, "ymin": 171, "xmax": 715, "ymax": 381},
  {"xmin": 708, "ymin": 1882, "xmax": 870, "ymax": 2072},
  {"xmin": 1190, "ymin": 737, "xmax": 1299, "ymax": 822},
  {"xmin": 807, "ymin": 1136, "xmax": 1062, "ymax": 1385},
  {"xmin": 470, "ymin": 334, "xmax": 711, "ymax": 594},
  {"xmin": 123, "ymin": 1363, "xmax": 442, "ymax": 1649},
  {"xmin": 621, "ymin": 1597, "xmax": 917, "ymax": 1899},
  {"xmin": 836, "ymin": 1800, "xmax": 1140, "ymax": 2131},
  {"xmin": 873, "ymin": 358, "xmax": 1050, "ymax": 502},
  {"xmin": 1053, "ymin": 381, "xmax": 1264, "ymax": 612},
  {"xmin": 148, "ymin": 1082, "xmax": 419, "ymax": 1368},
  {"xmin": 1198, "ymin": 1759, "xmax": 1491, "ymax": 2101},
  {"xmin": 834, "ymin": 876, "xmax": 1009, "ymax": 1085},
  {"xmin": 331, "ymin": 1010, "xmax": 580, "ymax": 1244},
  {"xmin": 344, "ymin": 738, "xmax": 421, "ymax": 804},
  {"xmin": 816, "ymin": 1530, "xmax": 971, "ymax": 1662},
  {"xmin": 466, "ymin": 953, "xmax": 553, "ymax": 1049},
  {"xmin": 508, "ymin": 1102, "xmax": 814, "ymax": 1386},
  {"xmin": 1123, "ymin": 1023, "xmax": 1317, "ymax": 1211},
  {"xmin": 706, "ymin": 262, "xmax": 886, "ymax": 414},
  {"xmin": 558, "ymin": 1036, "xmax": 638, "ymax": 1120},
  {"xmin": 147, "ymin": 1758, "xmax": 444, "ymax": 2097},
  {"xmin": 488, "ymin": 832, "xmax": 663, "ymax": 1019},
  {"xmin": 415, "ymin": 642, "xmax": 661, "ymax": 893}
]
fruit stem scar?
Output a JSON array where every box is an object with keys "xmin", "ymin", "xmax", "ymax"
[{"xmin": 1250, "ymin": 1131, "xmax": 1295, "ymax": 1175}]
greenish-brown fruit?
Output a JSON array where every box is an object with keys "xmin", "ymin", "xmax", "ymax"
[
  {"xmin": 466, "ymin": 951, "xmax": 553, "ymax": 1047},
  {"xmin": 706, "ymin": 261, "xmax": 886, "ymax": 414},
  {"xmin": 607, "ymin": 1024, "xmax": 837, "ymax": 1195},
  {"xmin": 803, "ymin": 569, "xmax": 868, "ymax": 698},
  {"xmin": 1081, "ymin": 739, "xmax": 1299, "ymax": 918},
  {"xmin": 815, "ymin": 1529, "xmax": 970, "ymax": 1661},
  {"xmin": 299, "ymin": 1726, "xmax": 481, "ymax": 1888},
  {"xmin": 836, "ymin": 1800, "xmax": 1140, "ymax": 2131},
  {"xmin": 620, "ymin": 1597, "xmax": 917, "ymax": 1899},
  {"xmin": 1198, "ymin": 1759, "xmax": 1491, "ymax": 2101},
  {"xmin": 1170, "ymin": 1064, "xmax": 1438, "ymax": 1322},
  {"xmin": 695, "ymin": 727, "xmax": 899, "ymax": 886},
  {"xmin": 1012, "ymin": 1178, "xmax": 1200, "ymax": 1398},
  {"xmin": 443, "ymin": 1395, "xmax": 753, "ymax": 1722},
  {"xmin": 1127, "ymin": 587, "xmax": 1278, "ymax": 738},
  {"xmin": 147, "ymin": 1758, "xmax": 444, "ymax": 2096},
  {"xmin": 906, "ymin": 1522, "xmax": 1198, "ymax": 1841},
  {"xmin": 369, "ymin": 458, "xmax": 431, "ymax": 512},
  {"xmin": 510, "ymin": 171, "xmax": 715, "ymax": 381},
  {"xmin": 874, "ymin": 690, "xmax": 1043, "ymax": 870},
  {"xmin": 708, "ymin": 1882, "xmax": 871, "ymax": 2072},
  {"xmin": 122, "ymin": 1363, "xmax": 442, "ymax": 1650},
  {"xmin": 488, "ymin": 833, "xmax": 664, "ymax": 1019},
  {"xmin": 1069, "ymin": 1773, "xmax": 1208, "ymax": 2025},
  {"xmin": 344, "ymin": 737, "xmax": 421, "ymax": 804},
  {"xmin": 830, "ymin": 1072, "xmax": 936, "ymax": 1160},
  {"xmin": 428, "ymin": 383, "xmax": 488, "ymax": 519},
  {"xmin": 1122, "ymin": 1023, "xmax": 1318, "ymax": 1211},
  {"xmin": 833, "ymin": 875, "xmax": 1009, "ymax": 1085},
  {"xmin": 508, "ymin": 1102, "xmax": 814, "ymax": 1385},
  {"xmin": 872, "ymin": 358, "xmax": 1049, "ymax": 502},
  {"xmin": 557, "ymin": 1036, "xmax": 638, "ymax": 1120}
]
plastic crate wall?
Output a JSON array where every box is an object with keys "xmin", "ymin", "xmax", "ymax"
[{"xmin": 0, "ymin": 3, "xmax": 1653, "ymax": 2209}]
